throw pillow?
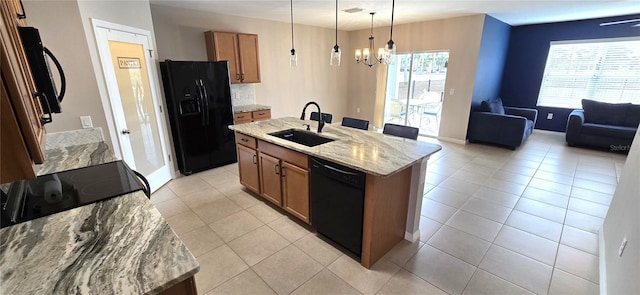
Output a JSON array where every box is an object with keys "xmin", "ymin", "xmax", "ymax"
[
  {"xmin": 480, "ymin": 98, "xmax": 505, "ymax": 115},
  {"xmin": 582, "ymin": 99, "xmax": 628, "ymax": 126}
]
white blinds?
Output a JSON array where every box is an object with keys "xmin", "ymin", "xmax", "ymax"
[{"xmin": 536, "ymin": 37, "xmax": 640, "ymax": 109}]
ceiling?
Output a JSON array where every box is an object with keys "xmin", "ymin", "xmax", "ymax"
[{"xmin": 149, "ymin": 0, "xmax": 640, "ymax": 31}]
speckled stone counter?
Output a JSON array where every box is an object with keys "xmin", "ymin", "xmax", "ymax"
[
  {"xmin": 0, "ymin": 143, "xmax": 199, "ymax": 294},
  {"xmin": 233, "ymin": 104, "xmax": 271, "ymax": 113},
  {"xmin": 229, "ymin": 117, "xmax": 442, "ymax": 176}
]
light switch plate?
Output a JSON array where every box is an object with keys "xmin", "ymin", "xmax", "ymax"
[{"xmin": 80, "ymin": 116, "xmax": 93, "ymax": 129}]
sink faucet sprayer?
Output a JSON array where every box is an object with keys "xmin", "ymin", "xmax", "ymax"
[{"xmin": 300, "ymin": 101, "xmax": 324, "ymax": 133}]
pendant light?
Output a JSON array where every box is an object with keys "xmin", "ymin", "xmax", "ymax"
[
  {"xmin": 289, "ymin": 0, "xmax": 297, "ymax": 66},
  {"xmin": 355, "ymin": 12, "xmax": 386, "ymax": 67},
  {"xmin": 384, "ymin": 0, "xmax": 397, "ymax": 64},
  {"xmin": 329, "ymin": 0, "xmax": 341, "ymax": 66}
]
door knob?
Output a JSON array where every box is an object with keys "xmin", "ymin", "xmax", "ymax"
[{"xmin": 121, "ymin": 129, "xmax": 131, "ymax": 135}]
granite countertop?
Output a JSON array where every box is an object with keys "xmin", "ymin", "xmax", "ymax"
[
  {"xmin": 230, "ymin": 117, "xmax": 442, "ymax": 176},
  {"xmin": 233, "ymin": 104, "xmax": 271, "ymax": 113},
  {"xmin": 0, "ymin": 142, "xmax": 199, "ymax": 294}
]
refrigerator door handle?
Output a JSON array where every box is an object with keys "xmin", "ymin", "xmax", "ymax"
[
  {"xmin": 200, "ymin": 79, "xmax": 210, "ymax": 125},
  {"xmin": 195, "ymin": 80, "xmax": 205, "ymax": 126}
]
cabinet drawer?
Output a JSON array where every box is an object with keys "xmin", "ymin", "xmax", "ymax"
[
  {"xmin": 235, "ymin": 132, "xmax": 257, "ymax": 149},
  {"xmin": 252, "ymin": 109, "xmax": 271, "ymax": 121},
  {"xmin": 234, "ymin": 112, "xmax": 251, "ymax": 122},
  {"xmin": 258, "ymin": 140, "xmax": 308, "ymax": 169}
]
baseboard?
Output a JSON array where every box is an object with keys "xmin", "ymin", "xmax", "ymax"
[
  {"xmin": 437, "ymin": 136, "xmax": 467, "ymax": 145},
  {"xmin": 599, "ymin": 226, "xmax": 607, "ymax": 295},
  {"xmin": 405, "ymin": 230, "xmax": 420, "ymax": 242}
]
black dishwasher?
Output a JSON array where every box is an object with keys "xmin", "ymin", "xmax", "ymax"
[{"xmin": 310, "ymin": 157, "xmax": 366, "ymax": 257}]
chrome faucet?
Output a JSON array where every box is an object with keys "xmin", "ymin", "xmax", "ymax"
[{"xmin": 300, "ymin": 101, "xmax": 324, "ymax": 133}]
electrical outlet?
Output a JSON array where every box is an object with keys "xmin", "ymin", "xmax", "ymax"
[
  {"xmin": 357, "ymin": 107, "xmax": 361, "ymax": 113},
  {"xmin": 449, "ymin": 88, "xmax": 455, "ymax": 95},
  {"xmin": 80, "ymin": 116, "xmax": 93, "ymax": 129},
  {"xmin": 547, "ymin": 113, "xmax": 553, "ymax": 120},
  {"xmin": 619, "ymin": 237, "xmax": 628, "ymax": 257}
]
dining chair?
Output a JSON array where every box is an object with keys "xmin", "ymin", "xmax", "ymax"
[
  {"xmin": 383, "ymin": 123, "xmax": 419, "ymax": 140},
  {"xmin": 341, "ymin": 117, "xmax": 369, "ymax": 130},
  {"xmin": 310, "ymin": 112, "xmax": 333, "ymax": 123}
]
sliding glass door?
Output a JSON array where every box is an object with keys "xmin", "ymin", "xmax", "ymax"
[{"xmin": 384, "ymin": 51, "xmax": 449, "ymax": 137}]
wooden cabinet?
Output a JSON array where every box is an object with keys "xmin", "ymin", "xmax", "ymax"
[
  {"xmin": 1, "ymin": 0, "xmax": 46, "ymax": 184},
  {"xmin": 258, "ymin": 152, "xmax": 282, "ymax": 206},
  {"xmin": 234, "ymin": 109, "xmax": 271, "ymax": 124},
  {"xmin": 205, "ymin": 31, "xmax": 260, "ymax": 84},
  {"xmin": 159, "ymin": 276, "xmax": 198, "ymax": 295},
  {"xmin": 236, "ymin": 134, "xmax": 259, "ymax": 194},
  {"xmin": 237, "ymin": 144, "xmax": 259, "ymax": 193},
  {"xmin": 281, "ymin": 162, "xmax": 310, "ymax": 224},
  {"xmin": 234, "ymin": 132, "xmax": 311, "ymax": 224}
]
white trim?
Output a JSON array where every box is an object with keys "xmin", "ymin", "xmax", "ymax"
[
  {"xmin": 438, "ymin": 136, "xmax": 467, "ymax": 145},
  {"xmin": 405, "ymin": 230, "xmax": 420, "ymax": 242},
  {"xmin": 599, "ymin": 226, "xmax": 607, "ymax": 295}
]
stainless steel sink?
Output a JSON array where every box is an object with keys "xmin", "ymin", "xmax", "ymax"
[{"xmin": 268, "ymin": 129, "xmax": 335, "ymax": 147}]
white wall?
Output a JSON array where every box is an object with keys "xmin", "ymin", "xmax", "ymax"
[
  {"xmin": 23, "ymin": 0, "xmax": 111, "ymax": 146},
  {"xmin": 346, "ymin": 15, "xmax": 485, "ymax": 141},
  {"xmin": 23, "ymin": 0, "xmax": 161, "ymax": 158},
  {"xmin": 149, "ymin": 5, "xmax": 350, "ymax": 121},
  {"xmin": 602, "ymin": 128, "xmax": 640, "ymax": 294}
]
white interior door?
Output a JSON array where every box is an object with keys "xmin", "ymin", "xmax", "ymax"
[{"xmin": 93, "ymin": 21, "xmax": 172, "ymax": 193}]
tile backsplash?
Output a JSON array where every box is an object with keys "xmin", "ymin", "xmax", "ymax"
[
  {"xmin": 45, "ymin": 128, "xmax": 104, "ymax": 149},
  {"xmin": 230, "ymin": 84, "xmax": 256, "ymax": 106}
]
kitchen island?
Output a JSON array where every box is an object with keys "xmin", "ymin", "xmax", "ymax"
[
  {"xmin": 230, "ymin": 117, "xmax": 441, "ymax": 268},
  {"xmin": 0, "ymin": 142, "xmax": 199, "ymax": 294}
]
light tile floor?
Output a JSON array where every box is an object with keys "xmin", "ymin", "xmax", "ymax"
[{"xmin": 151, "ymin": 130, "xmax": 626, "ymax": 294}]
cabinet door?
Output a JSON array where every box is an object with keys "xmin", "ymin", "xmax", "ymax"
[
  {"xmin": 237, "ymin": 34, "xmax": 260, "ymax": 83},
  {"xmin": 0, "ymin": 0, "xmax": 45, "ymax": 183},
  {"xmin": 259, "ymin": 152, "xmax": 282, "ymax": 206},
  {"xmin": 237, "ymin": 144, "xmax": 259, "ymax": 193},
  {"xmin": 208, "ymin": 31, "xmax": 241, "ymax": 84},
  {"xmin": 282, "ymin": 162, "xmax": 310, "ymax": 224}
]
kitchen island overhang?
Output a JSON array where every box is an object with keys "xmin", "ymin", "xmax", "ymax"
[{"xmin": 230, "ymin": 117, "xmax": 441, "ymax": 268}]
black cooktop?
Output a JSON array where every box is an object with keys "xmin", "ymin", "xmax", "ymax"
[{"xmin": 1, "ymin": 161, "xmax": 145, "ymax": 229}]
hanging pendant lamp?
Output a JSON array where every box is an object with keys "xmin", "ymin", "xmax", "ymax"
[
  {"xmin": 355, "ymin": 12, "xmax": 386, "ymax": 67},
  {"xmin": 384, "ymin": 0, "xmax": 397, "ymax": 65},
  {"xmin": 289, "ymin": 0, "xmax": 297, "ymax": 66},
  {"xmin": 329, "ymin": 0, "xmax": 341, "ymax": 66}
]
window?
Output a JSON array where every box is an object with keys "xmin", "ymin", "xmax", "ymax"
[{"xmin": 536, "ymin": 37, "xmax": 640, "ymax": 109}]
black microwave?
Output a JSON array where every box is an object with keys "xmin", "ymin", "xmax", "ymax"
[{"xmin": 18, "ymin": 26, "xmax": 65, "ymax": 123}]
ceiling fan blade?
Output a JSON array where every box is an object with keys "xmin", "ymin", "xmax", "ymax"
[{"xmin": 600, "ymin": 18, "xmax": 640, "ymax": 26}]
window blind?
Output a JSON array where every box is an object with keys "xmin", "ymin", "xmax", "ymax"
[{"xmin": 536, "ymin": 37, "xmax": 640, "ymax": 109}]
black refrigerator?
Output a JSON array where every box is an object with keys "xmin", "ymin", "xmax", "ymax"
[{"xmin": 159, "ymin": 60, "xmax": 237, "ymax": 175}]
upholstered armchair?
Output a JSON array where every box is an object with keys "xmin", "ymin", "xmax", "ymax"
[{"xmin": 467, "ymin": 98, "xmax": 538, "ymax": 150}]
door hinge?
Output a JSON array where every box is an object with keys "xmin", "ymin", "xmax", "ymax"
[
  {"xmin": 148, "ymin": 49, "xmax": 153, "ymax": 58},
  {"xmin": 159, "ymin": 105, "xmax": 163, "ymax": 113},
  {"xmin": 168, "ymin": 154, "xmax": 171, "ymax": 161}
]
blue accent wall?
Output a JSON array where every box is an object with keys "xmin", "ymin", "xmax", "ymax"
[
  {"xmin": 500, "ymin": 14, "xmax": 640, "ymax": 132},
  {"xmin": 471, "ymin": 15, "xmax": 511, "ymax": 110}
]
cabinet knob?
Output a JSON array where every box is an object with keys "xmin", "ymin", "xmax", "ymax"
[
  {"xmin": 236, "ymin": 73, "xmax": 241, "ymax": 80},
  {"xmin": 252, "ymin": 154, "xmax": 257, "ymax": 164}
]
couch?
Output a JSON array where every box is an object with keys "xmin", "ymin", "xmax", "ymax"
[
  {"xmin": 566, "ymin": 99, "xmax": 640, "ymax": 151},
  {"xmin": 467, "ymin": 98, "xmax": 538, "ymax": 150}
]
